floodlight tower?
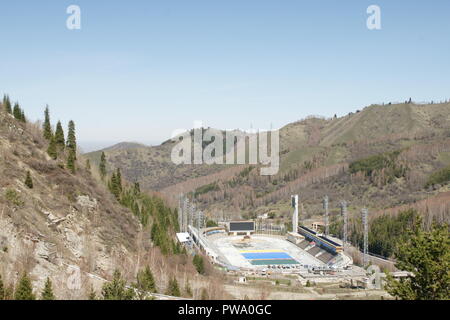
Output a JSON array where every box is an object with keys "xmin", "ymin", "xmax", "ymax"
[
  {"xmin": 189, "ymin": 201, "xmax": 195, "ymax": 229},
  {"xmin": 340, "ymin": 201, "xmax": 348, "ymax": 252},
  {"xmin": 183, "ymin": 197, "xmax": 189, "ymax": 232},
  {"xmin": 178, "ymin": 194, "xmax": 183, "ymax": 233},
  {"xmin": 291, "ymin": 195, "xmax": 299, "ymax": 233},
  {"xmin": 361, "ymin": 208, "xmax": 369, "ymax": 268},
  {"xmin": 323, "ymin": 195, "xmax": 329, "ymax": 236},
  {"xmin": 196, "ymin": 211, "xmax": 204, "ymax": 245}
]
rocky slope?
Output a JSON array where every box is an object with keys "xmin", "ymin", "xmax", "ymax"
[{"xmin": 0, "ymin": 107, "xmax": 144, "ymax": 299}]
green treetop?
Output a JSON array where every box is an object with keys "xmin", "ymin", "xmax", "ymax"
[
  {"xmin": 101, "ymin": 270, "xmax": 135, "ymax": 300},
  {"xmin": 47, "ymin": 135, "xmax": 58, "ymax": 160},
  {"xmin": 25, "ymin": 171, "xmax": 33, "ymax": 189},
  {"xmin": 43, "ymin": 105, "xmax": 52, "ymax": 140},
  {"xmin": 135, "ymin": 266, "xmax": 157, "ymax": 297},
  {"xmin": 85, "ymin": 159, "xmax": 91, "ymax": 173},
  {"xmin": 385, "ymin": 216, "xmax": 450, "ymax": 300},
  {"xmin": 67, "ymin": 149, "xmax": 76, "ymax": 174},
  {"xmin": 166, "ymin": 277, "xmax": 181, "ymax": 297},
  {"xmin": 54, "ymin": 121, "xmax": 65, "ymax": 149},
  {"xmin": 66, "ymin": 120, "xmax": 77, "ymax": 158},
  {"xmin": 41, "ymin": 277, "xmax": 55, "ymax": 300},
  {"xmin": 3, "ymin": 95, "xmax": 12, "ymax": 114},
  {"xmin": 14, "ymin": 273, "xmax": 36, "ymax": 300},
  {"xmin": 0, "ymin": 274, "xmax": 5, "ymax": 300},
  {"xmin": 13, "ymin": 103, "xmax": 21, "ymax": 120},
  {"xmin": 99, "ymin": 152, "xmax": 107, "ymax": 180}
]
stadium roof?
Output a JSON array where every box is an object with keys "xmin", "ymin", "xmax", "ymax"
[{"xmin": 176, "ymin": 232, "xmax": 191, "ymax": 243}]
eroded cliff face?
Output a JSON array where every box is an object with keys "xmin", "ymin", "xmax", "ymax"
[{"xmin": 0, "ymin": 109, "xmax": 141, "ymax": 299}]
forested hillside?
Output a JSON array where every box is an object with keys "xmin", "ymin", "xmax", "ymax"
[{"xmin": 0, "ymin": 95, "xmax": 227, "ymax": 300}]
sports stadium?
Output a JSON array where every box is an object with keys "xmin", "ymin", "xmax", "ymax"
[{"xmin": 186, "ymin": 220, "xmax": 352, "ymax": 272}]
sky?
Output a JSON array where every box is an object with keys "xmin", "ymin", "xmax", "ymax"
[{"xmin": 1, "ymin": 1, "xmax": 449, "ymax": 152}]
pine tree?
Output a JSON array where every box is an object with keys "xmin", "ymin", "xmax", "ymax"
[
  {"xmin": 99, "ymin": 152, "xmax": 107, "ymax": 180},
  {"xmin": 3, "ymin": 95, "xmax": 12, "ymax": 114},
  {"xmin": 88, "ymin": 285, "xmax": 97, "ymax": 300},
  {"xmin": 166, "ymin": 277, "xmax": 180, "ymax": 297},
  {"xmin": 13, "ymin": 103, "xmax": 22, "ymax": 120},
  {"xmin": 109, "ymin": 171, "xmax": 121, "ymax": 200},
  {"xmin": 193, "ymin": 255, "xmax": 205, "ymax": 275},
  {"xmin": 200, "ymin": 288, "xmax": 209, "ymax": 300},
  {"xmin": 43, "ymin": 105, "xmax": 52, "ymax": 140},
  {"xmin": 67, "ymin": 148, "xmax": 76, "ymax": 174},
  {"xmin": 14, "ymin": 273, "xmax": 36, "ymax": 300},
  {"xmin": 41, "ymin": 277, "xmax": 55, "ymax": 300},
  {"xmin": 116, "ymin": 168, "xmax": 122, "ymax": 193},
  {"xmin": 133, "ymin": 182, "xmax": 140, "ymax": 195},
  {"xmin": 54, "ymin": 121, "xmax": 65, "ymax": 149},
  {"xmin": 24, "ymin": 171, "xmax": 33, "ymax": 189},
  {"xmin": 135, "ymin": 266, "xmax": 157, "ymax": 296},
  {"xmin": 47, "ymin": 135, "xmax": 57, "ymax": 160},
  {"xmin": 101, "ymin": 270, "xmax": 135, "ymax": 300},
  {"xmin": 0, "ymin": 274, "xmax": 5, "ymax": 300},
  {"xmin": 20, "ymin": 109, "xmax": 26, "ymax": 123},
  {"xmin": 66, "ymin": 120, "xmax": 77, "ymax": 159},
  {"xmin": 85, "ymin": 159, "xmax": 91, "ymax": 174},
  {"xmin": 184, "ymin": 280, "xmax": 192, "ymax": 298}
]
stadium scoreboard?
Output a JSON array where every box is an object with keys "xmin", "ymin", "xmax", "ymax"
[{"xmin": 229, "ymin": 221, "xmax": 255, "ymax": 232}]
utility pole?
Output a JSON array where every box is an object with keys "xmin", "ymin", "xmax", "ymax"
[
  {"xmin": 323, "ymin": 195, "xmax": 329, "ymax": 236},
  {"xmin": 340, "ymin": 201, "xmax": 348, "ymax": 252},
  {"xmin": 361, "ymin": 208, "xmax": 369, "ymax": 268}
]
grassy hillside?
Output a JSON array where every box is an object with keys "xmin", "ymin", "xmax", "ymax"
[{"xmin": 85, "ymin": 102, "xmax": 450, "ymax": 232}]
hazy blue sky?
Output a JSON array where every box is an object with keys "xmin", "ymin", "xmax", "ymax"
[{"xmin": 1, "ymin": 1, "xmax": 449, "ymax": 151}]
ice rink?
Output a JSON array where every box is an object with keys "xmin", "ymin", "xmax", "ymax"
[{"xmin": 207, "ymin": 234, "xmax": 325, "ymax": 270}]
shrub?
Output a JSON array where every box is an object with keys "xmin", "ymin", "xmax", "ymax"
[
  {"xmin": 193, "ymin": 255, "xmax": 205, "ymax": 275},
  {"xmin": 349, "ymin": 150, "xmax": 407, "ymax": 185},
  {"xmin": 24, "ymin": 171, "xmax": 33, "ymax": 189},
  {"xmin": 425, "ymin": 166, "xmax": 450, "ymax": 188},
  {"xmin": 5, "ymin": 189, "xmax": 24, "ymax": 207}
]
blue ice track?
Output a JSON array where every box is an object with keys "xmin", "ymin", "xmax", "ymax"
[{"xmin": 241, "ymin": 252, "xmax": 293, "ymax": 260}]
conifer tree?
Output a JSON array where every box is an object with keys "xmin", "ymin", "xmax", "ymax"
[
  {"xmin": 47, "ymin": 135, "xmax": 58, "ymax": 160},
  {"xmin": 24, "ymin": 171, "xmax": 33, "ymax": 189},
  {"xmin": 85, "ymin": 159, "xmax": 91, "ymax": 174},
  {"xmin": 101, "ymin": 270, "xmax": 135, "ymax": 300},
  {"xmin": 14, "ymin": 273, "xmax": 36, "ymax": 300},
  {"xmin": 116, "ymin": 168, "xmax": 122, "ymax": 193},
  {"xmin": 66, "ymin": 120, "xmax": 77, "ymax": 159},
  {"xmin": 41, "ymin": 277, "xmax": 55, "ymax": 300},
  {"xmin": 99, "ymin": 152, "xmax": 107, "ymax": 180},
  {"xmin": 133, "ymin": 182, "xmax": 140, "ymax": 195},
  {"xmin": 3, "ymin": 95, "xmax": 12, "ymax": 114},
  {"xmin": 109, "ymin": 171, "xmax": 121, "ymax": 200},
  {"xmin": 166, "ymin": 277, "xmax": 180, "ymax": 297},
  {"xmin": 43, "ymin": 105, "xmax": 52, "ymax": 140},
  {"xmin": 200, "ymin": 288, "xmax": 209, "ymax": 300},
  {"xmin": 54, "ymin": 121, "xmax": 65, "ymax": 149},
  {"xmin": 193, "ymin": 255, "xmax": 205, "ymax": 275},
  {"xmin": 0, "ymin": 274, "xmax": 5, "ymax": 300},
  {"xmin": 20, "ymin": 109, "xmax": 26, "ymax": 123},
  {"xmin": 13, "ymin": 103, "xmax": 22, "ymax": 120},
  {"xmin": 135, "ymin": 266, "xmax": 157, "ymax": 295},
  {"xmin": 88, "ymin": 285, "xmax": 96, "ymax": 300},
  {"xmin": 184, "ymin": 280, "xmax": 192, "ymax": 298},
  {"xmin": 67, "ymin": 149, "xmax": 76, "ymax": 174}
]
